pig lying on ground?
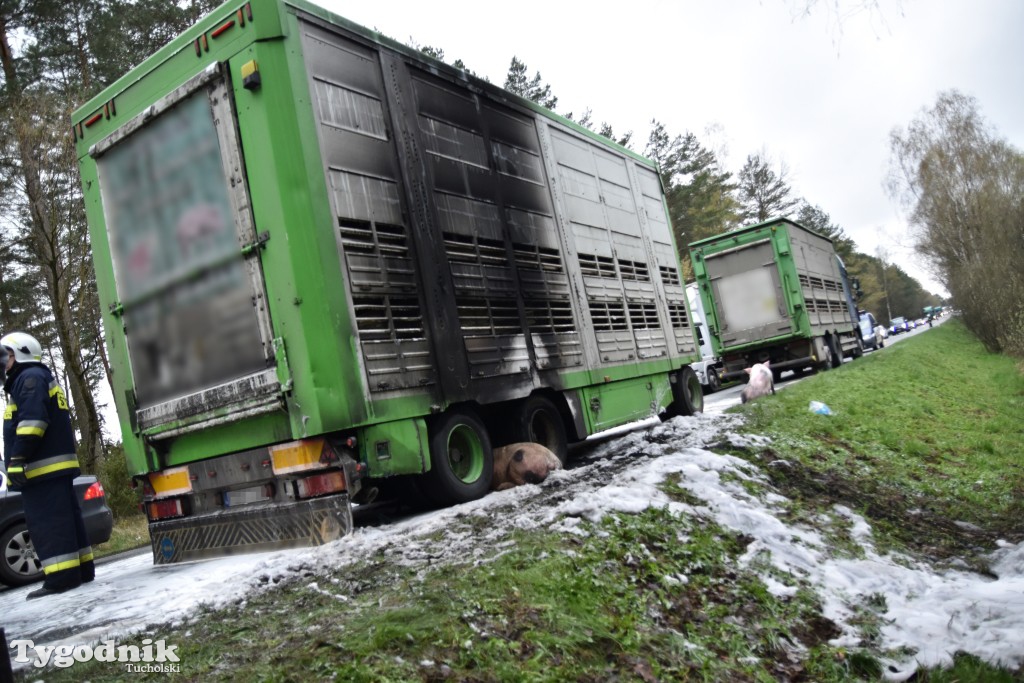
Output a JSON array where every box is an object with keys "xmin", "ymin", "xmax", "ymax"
[
  {"xmin": 492, "ymin": 442, "xmax": 562, "ymax": 491},
  {"xmin": 741, "ymin": 361, "xmax": 775, "ymax": 404}
]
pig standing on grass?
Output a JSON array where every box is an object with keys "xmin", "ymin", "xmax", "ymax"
[{"xmin": 741, "ymin": 362, "xmax": 775, "ymax": 404}]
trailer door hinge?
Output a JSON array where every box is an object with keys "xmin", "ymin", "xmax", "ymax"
[
  {"xmin": 241, "ymin": 231, "xmax": 270, "ymax": 256},
  {"xmin": 273, "ymin": 337, "xmax": 293, "ymax": 392}
]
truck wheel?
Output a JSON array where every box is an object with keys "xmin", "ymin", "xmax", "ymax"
[
  {"xmin": 425, "ymin": 409, "xmax": 493, "ymax": 506},
  {"xmin": 829, "ymin": 336, "xmax": 843, "ymax": 368},
  {"xmin": 672, "ymin": 366, "xmax": 704, "ymax": 416},
  {"xmin": 0, "ymin": 522, "xmax": 43, "ymax": 587},
  {"xmin": 706, "ymin": 368, "xmax": 722, "ymax": 394},
  {"xmin": 511, "ymin": 396, "xmax": 569, "ymax": 465},
  {"xmin": 816, "ymin": 343, "xmax": 832, "ymax": 373}
]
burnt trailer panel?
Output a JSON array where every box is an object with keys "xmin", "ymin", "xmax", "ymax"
[
  {"xmin": 689, "ymin": 219, "xmax": 861, "ymax": 380},
  {"xmin": 73, "ymin": 0, "xmax": 703, "ymax": 564}
]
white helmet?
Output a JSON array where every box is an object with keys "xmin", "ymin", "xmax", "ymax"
[{"xmin": 0, "ymin": 332, "xmax": 43, "ymax": 363}]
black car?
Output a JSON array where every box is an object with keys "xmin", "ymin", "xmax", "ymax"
[{"xmin": 0, "ymin": 470, "xmax": 114, "ymax": 586}]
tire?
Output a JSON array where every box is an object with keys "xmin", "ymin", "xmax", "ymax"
[
  {"xmin": 672, "ymin": 366, "xmax": 704, "ymax": 416},
  {"xmin": 510, "ymin": 396, "xmax": 569, "ymax": 465},
  {"xmin": 816, "ymin": 342, "xmax": 832, "ymax": 373},
  {"xmin": 424, "ymin": 408, "xmax": 493, "ymax": 506},
  {"xmin": 706, "ymin": 367, "xmax": 722, "ymax": 394},
  {"xmin": 852, "ymin": 337, "xmax": 864, "ymax": 359},
  {"xmin": 829, "ymin": 335, "xmax": 843, "ymax": 368},
  {"xmin": 0, "ymin": 522, "xmax": 43, "ymax": 587}
]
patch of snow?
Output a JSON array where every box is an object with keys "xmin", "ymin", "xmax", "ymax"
[{"xmin": 834, "ymin": 504, "xmax": 873, "ymax": 542}]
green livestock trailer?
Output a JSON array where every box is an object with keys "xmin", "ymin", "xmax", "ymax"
[
  {"xmin": 689, "ymin": 219, "xmax": 862, "ymax": 383},
  {"xmin": 72, "ymin": 0, "xmax": 704, "ymax": 564}
]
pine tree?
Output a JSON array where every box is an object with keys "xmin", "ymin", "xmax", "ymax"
[
  {"xmin": 645, "ymin": 121, "xmax": 739, "ymax": 252},
  {"xmin": 736, "ymin": 152, "xmax": 799, "ymax": 224},
  {"xmin": 0, "ymin": 0, "xmax": 223, "ymax": 467},
  {"xmin": 503, "ymin": 56, "xmax": 558, "ymax": 110},
  {"xmin": 795, "ymin": 202, "xmax": 855, "ymax": 259}
]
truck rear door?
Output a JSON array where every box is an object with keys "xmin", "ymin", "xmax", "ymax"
[
  {"xmin": 704, "ymin": 239, "xmax": 793, "ymax": 348},
  {"xmin": 91, "ymin": 65, "xmax": 278, "ymax": 438}
]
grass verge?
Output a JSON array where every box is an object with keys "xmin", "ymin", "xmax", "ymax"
[
  {"xmin": 736, "ymin": 319, "xmax": 1024, "ymax": 565},
  {"xmin": 93, "ymin": 513, "xmax": 149, "ymax": 560}
]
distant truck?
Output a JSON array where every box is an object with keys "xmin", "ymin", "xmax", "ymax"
[
  {"xmin": 71, "ymin": 0, "xmax": 705, "ymax": 564},
  {"xmin": 685, "ymin": 282, "xmax": 723, "ymax": 392},
  {"xmin": 689, "ymin": 218, "xmax": 862, "ymax": 382}
]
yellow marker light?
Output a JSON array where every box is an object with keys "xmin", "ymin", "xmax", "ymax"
[
  {"xmin": 148, "ymin": 466, "xmax": 192, "ymax": 498},
  {"xmin": 270, "ymin": 438, "xmax": 329, "ymax": 475},
  {"xmin": 241, "ymin": 60, "xmax": 261, "ymax": 90}
]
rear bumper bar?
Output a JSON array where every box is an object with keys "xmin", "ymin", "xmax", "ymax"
[{"xmin": 149, "ymin": 494, "xmax": 352, "ymax": 565}]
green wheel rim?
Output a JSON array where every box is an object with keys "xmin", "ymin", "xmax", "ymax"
[{"xmin": 446, "ymin": 424, "xmax": 484, "ymax": 483}]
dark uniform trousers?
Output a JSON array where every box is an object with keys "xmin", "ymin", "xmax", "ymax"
[
  {"xmin": 4, "ymin": 362, "xmax": 94, "ymax": 591},
  {"xmin": 21, "ymin": 476, "xmax": 95, "ymax": 589}
]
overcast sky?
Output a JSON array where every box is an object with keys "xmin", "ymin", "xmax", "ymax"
[{"xmin": 318, "ymin": 0, "xmax": 1024, "ymax": 296}]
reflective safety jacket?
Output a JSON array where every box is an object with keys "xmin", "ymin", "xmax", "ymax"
[{"xmin": 3, "ymin": 362, "xmax": 80, "ymax": 483}]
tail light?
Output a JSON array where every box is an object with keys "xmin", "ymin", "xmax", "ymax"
[
  {"xmin": 83, "ymin": 482, "xmax": 105, "ymax": 500},
  {"xmin": 294, "ymin": 471, "xmax": 346, "ymax": 499},
  {"xmin": 147, "ymin": 498, "xmax": 185, "ymax": 521}
]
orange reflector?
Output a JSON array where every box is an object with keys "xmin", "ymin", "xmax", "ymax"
[
  {"xmin": 270, "ymin": 438, "xmax": 329, "ymax": 475},
  {"xmin": 211, "ymin": 19, "xmax": 235, "ymax": 39},
  {"xmin": 148, "ymin": 466, "xmax": 193, "ymax": 498},
  {"xmin": 295, "ymin": 471, "xmax": 346, "ymax": 499}
]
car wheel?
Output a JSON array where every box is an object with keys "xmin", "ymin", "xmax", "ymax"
[{"xmin": 0, "ymin": 522, "xmax": 43, "ymax": 587}]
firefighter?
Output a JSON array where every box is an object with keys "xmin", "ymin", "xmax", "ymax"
[{"xmin": 1, "ymin": 332, "xmax": 94, "ymax": 599}]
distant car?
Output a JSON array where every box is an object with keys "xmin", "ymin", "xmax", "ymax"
[
  {"xmin": 889, "ymin": 317, "xmax": 908, "ymax": 335},
  {"xmin": 858, "ymin": 312, "xmax": 884, "ymax": 351},
  {"xmin": 0, "ymin": 470, "xmax": 114, "ymax": 586}
]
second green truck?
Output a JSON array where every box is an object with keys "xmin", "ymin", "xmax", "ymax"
[{"xmin": 689, "ymin": 219, "xmax": 862, "ymax": 383}]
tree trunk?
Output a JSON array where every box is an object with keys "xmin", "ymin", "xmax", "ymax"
[{"xmin": 0, "ymin": 19, "xmax": 105, "ymax": 472}]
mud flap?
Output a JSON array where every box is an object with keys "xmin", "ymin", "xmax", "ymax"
[{"xmin": 150, "ymin": 494, "xmax": 353, "ymax": 564}]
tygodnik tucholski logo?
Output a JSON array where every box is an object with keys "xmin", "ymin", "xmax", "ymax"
[{"xmin": 10, "ymin": 637, "xmax": 181, "ymax": 672}]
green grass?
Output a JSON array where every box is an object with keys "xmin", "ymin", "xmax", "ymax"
[
  {"xmin": 92, "ymin": 513, "xmax": 149, "ymax": 560},
  {"xmin": 20, "ymin": 319, "xmax": 1023, "ymax": 682},
  {"xmin": 736, "ymin": 320, "xmax": 1024, "ymax": 563}
]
